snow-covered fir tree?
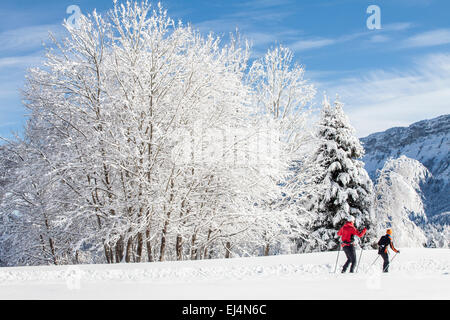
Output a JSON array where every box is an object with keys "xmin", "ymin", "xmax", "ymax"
[
  {"xmin": 303, "ymin": 96, "xmax": 375, "ymax": 252},
  {"xmin": 374, "ymin": 155, "xmax": 429, "ymax": 247}
]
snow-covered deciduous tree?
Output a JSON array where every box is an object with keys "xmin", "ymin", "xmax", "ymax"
[
  {"xmin": 1, "ymin": 1, "xmax": 311, "ymax": 265},
  {"xmin": 422, "ymin": 223, "xmax": 449, "ymax": 248},
  {"xmin": 374, "ymin": 155, "xmax": 429, "ymax": 247},
  {"xmin": 246, "ymin": 45, "xmax": 316, "ymax": 255},
  {"xmin": 0, "ymin": 116, "xmax": 95, "ymax": 266},
  {"xmin": 248, "ymin": 45, "xmax": 315, "ymax": 147},
  {"xmin": 302, "ymin": 96, "xmax": 376, "ymax": 252}
]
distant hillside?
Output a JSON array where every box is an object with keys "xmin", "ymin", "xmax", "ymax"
[{"xmin": 361, "ymin": 114, "xmax": 450, "ymax": 222}]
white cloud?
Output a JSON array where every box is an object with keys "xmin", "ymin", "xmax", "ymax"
[
  {"xmin": 291, "ymin": 38, "xmax": 336, "ymax": 51},
  {"xmin": 401, "ymin": 29, "xmax": 450, "ymax": 48},
  {"xmin": 0, "ymin": 24, "xmax": 63, "ymax": 54},
  {"xmin": 316, "ymin": 53, "xmax": 450, "ymax": 137},
  {"xmin": 288, "ymin": 23, "xmax": 412, "ymax": 52},
  {"xmin": 368, "ymin": 35, "xmax": 390, "ymax": 43},
  {"xmin": 285, "ymin": 21, "xmax": 414, "ymax": 52},
  {"xmin": 0, "ymin": 53, "xmax": 45, "ymax": 101},
  {"xmin": 382, "ymin": 22, "xmax": 414, "ymax": 32},
  {"xmin": 0, "ymin": 55, "xmax": 43, "ymax": 69}
]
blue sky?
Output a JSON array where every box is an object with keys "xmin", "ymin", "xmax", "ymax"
[{"xmin": 0, "ymin": 0, "xmax": 449, "ymax": 138}]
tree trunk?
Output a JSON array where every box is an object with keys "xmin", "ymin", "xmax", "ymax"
[
  {"xmin": 115, "ymin": 237, "xmax": 124, "ymax": 262},
  {"xmin": 176, "ymin": 235, "xmax": 183, "ymax": 261},
  {"xmin": 48, "ymin": 237, "xmax": 57, "ymax": 265},
  {"xmin": 225, "ymin": 242, "xmax": 232, "ymax": 259},
  {"xmin": 264, "ymin": 243, "xmax": 270, "ymax": 256},
  {"xmin": 159, "ymin": 175, "xmax": 175, "ymax": 262},
  {"xmin": 146, "ymin": 227, "xmax": 154, "ymax": 262},
  {"xmin": 159, "ymin": 215, "xmax": 170, "ymax": 262},
  {"xmin": 135, "ymin": 232, "xmax": 143, "ymax": 262},
  {"xmin": 202, "ymin": 229, "xmax": 212, "ymax": 260},
  {"xmin": 104, "ymin": 244, "xmax": 112, "ymax": 263},
  {"xmin": 125, "ymin": 237, "xmax": 133, "ymax": 263},
  {"xmin": 190, "ymin": 234, "xmax": 197, "ymax": 260}
]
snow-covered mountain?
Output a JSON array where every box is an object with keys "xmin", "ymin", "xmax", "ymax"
[{"xmin": 361, "ymin": 114, "xmax": 450, "ymax": 222}]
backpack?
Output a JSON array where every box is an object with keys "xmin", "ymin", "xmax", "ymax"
[{"xmin": 377, "ymin": 235, "xmax": 390, "ymax": 254}]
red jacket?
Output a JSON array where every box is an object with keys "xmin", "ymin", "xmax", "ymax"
[{"xmin": 337, "ymin": 222, "xmax": 367, "ymax": 247}]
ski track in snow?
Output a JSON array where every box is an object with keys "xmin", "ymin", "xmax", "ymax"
[{"xmin": 0, "ymin": 263, "xmax": 336, "ymax": 284}]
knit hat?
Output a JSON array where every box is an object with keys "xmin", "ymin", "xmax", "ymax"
[
  {"xmin": 347, "ymin": 216, "xmax": 355, "ymax": 223},
  {"xmin": 386, "ymin": 229, "xmax": 392, "ymax": 235}
]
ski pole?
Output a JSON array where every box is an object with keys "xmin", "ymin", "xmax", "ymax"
[
  {"xmin": 370, "ymin": 255, "xmax": 380, "ymax": 267},
  {"xmin": 356, "ymin": 236, "xmax": 365, "ymax": 273},
  {"xmin": 389, "ymin": 252, "xmax": 399, "ymax": 266},
  {"xmin": 383, "ymin": 252, "xmax": 398, "ymax": 272},
  {"xmin": 334, "ymin": 243, "xmax": 341, "ymax": 273}
]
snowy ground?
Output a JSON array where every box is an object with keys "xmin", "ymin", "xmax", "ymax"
[{"xmin": 0, "ymin": 248, "xmax": 448, "ymax": 300}]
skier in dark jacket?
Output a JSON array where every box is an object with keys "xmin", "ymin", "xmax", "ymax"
[
  {"xmin": 337, "ymin": 216, "xmax": 367, "ymax": 273},
  {"xmin": 377, "ymin": 229, "xmax": 400, "ymax": 273}
]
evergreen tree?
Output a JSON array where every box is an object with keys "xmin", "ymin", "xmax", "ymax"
[{"xmin": 305, "ymin": 96, "xmax": 375, "ymax": 251}]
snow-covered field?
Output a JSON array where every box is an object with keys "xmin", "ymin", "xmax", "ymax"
[{"xmin": 0, "ymin": 248, "xmax": 448, "ymax": 300}]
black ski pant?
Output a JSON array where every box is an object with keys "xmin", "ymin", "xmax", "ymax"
[
  {"xmin": 342, "ymin": 245, "xmax": 357, "ymax": 273},
  {"xmin": 380, "ymin": 252, "xmax": 389, "ymax": 272}
]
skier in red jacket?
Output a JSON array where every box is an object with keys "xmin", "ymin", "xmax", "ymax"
[{"xmin": 337, "ymin": 216, "xmax": 367, "ymax": 273}]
